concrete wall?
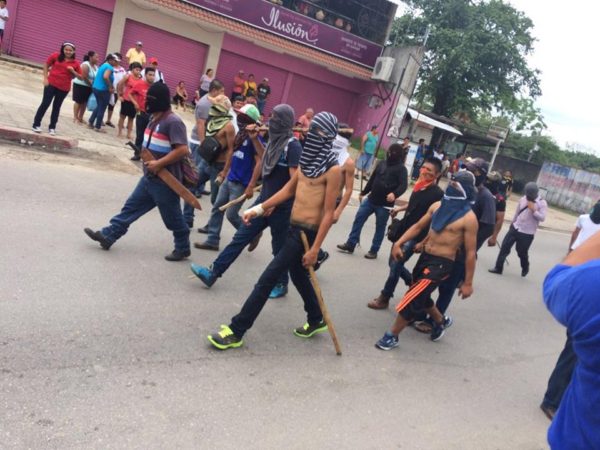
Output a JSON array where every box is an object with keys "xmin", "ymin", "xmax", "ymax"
[
  {"xmin": 537, "ymin": 162, "xmax": 600, "ymax": 214},
  {"xmin": 107, "ymin": 0, "xmax": 223, "ymax": 70}
]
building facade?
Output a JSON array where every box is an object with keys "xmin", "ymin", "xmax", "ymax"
[{"xmin": 2, "ymin": 0, "xmax": 398, "ymax": 132}]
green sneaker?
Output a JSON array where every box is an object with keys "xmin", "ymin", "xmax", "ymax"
[
  {"xmin": 207, "ymin": 325, "xmax": 243, "ymax": 350},
  {"xmin": 293, "ymin": 321, "xmax": 328, "ymax": 338}
]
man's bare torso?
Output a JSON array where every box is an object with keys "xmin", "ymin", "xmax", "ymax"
[
  {"xmin": 424, "ymin": 208, "xmax": 477, "ymax": 260},
  {"xmin": 292, "ymin": 171, "xmax": 327, "ymax": 226}
]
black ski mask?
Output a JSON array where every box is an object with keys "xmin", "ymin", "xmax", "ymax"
[
  {"xmin": 590, "ymin": 201, "xmax": 600, "ymax": 224},
  {"xmin": 146, "ymin": 82, "xmax": 171, "ymax": 114}
]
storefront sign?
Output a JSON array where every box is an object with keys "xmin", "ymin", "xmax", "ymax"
[{"xmin": 183, "ymin": 0, "xmax": 381, "ymax": 67}]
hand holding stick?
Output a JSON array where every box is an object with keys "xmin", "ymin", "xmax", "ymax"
[
  {"xmin": 300, "ymin": 231, "xmax": 342, "ymax": 356},
  {"xmin": 219, "ymin": 186, "xmax": 261, "ymax": 212}
]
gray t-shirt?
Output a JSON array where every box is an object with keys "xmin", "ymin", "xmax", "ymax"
[
  {"xmin": 190, "ymin": 94, "xmax": 211, "ymax": 143},
  {"xmin": 473, "ymin": 186, "xmax": 497, "ymax": 225}
]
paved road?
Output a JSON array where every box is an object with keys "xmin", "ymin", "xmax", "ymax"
[{"xmin": 0, "ymin": 149, "xmax": 565, "ymax": 449}]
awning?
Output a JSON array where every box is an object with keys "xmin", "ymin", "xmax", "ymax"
[{"xmin": 407, "ymin": 108, "xmax": 463, "ymax": 136}]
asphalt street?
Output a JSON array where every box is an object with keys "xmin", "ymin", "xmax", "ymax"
[{"xmin": 0, "ymin": 147, "xmax": 566, "ymax": 449}]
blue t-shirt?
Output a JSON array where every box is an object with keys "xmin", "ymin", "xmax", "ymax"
[
  {"xmin": 228, "ymin": 136, "xmax": 264, "ymax": 187},
  {"xmin": 142, "ymin": 113, "xmax": 188, "ymax": 182},
  {"xmin": 364, "ymin": 131, "xmax": 378, "ymax": 155},
  {"xmin": 543, "ymin": 260, "xmax": 600, "ymax": 450},
  {"xmin": 260, "ymin": 138, "xmax": 302, "ymax": 208},
  {"xmin": 92, "ymin": 62, "xmax": 114, "ymax": 91}
]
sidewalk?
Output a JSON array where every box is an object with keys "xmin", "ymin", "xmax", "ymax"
[
  {"xmin": 0, "ymin": 59, "xmax": 576, "ymax": 233},
  {"xmin": 0, "ymin": 60, "xmax": 198, "ymax": 172}
]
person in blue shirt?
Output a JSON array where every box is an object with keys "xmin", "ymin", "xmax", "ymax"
[
  {"xmin": 194, "ymin": 104, "xmax": 264, "ymax": 251},
  {"xmin": 88, "ymin": 53, "xmax": 120, "ymax": 131},
  {"xmin": 543, "ymin": 230, "xmax": 600, "ymax": 449},
  {"xmin": 355, "ymin": 125, "xmax": 378, "ymax": 180},
  {"xmin": 190, "ymin": 104, "xmax": 302, "ymax": 299}
]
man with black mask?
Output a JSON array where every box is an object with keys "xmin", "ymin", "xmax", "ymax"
[
  {"xmin": 337, "ymin": 143, "xmax": 408, "ymax": 259},
  {"xmin": 84, "ymin": 82, "xmax": 192, "ymax": 261},
  {"xmin": 489, "ymin": 181, "xmax": 547, "ymax": 276}
]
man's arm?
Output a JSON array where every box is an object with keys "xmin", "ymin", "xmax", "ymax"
[
  {"xmin": 392, "ymin": 202, "xmax": 439, "ymax": 260},
  {"xmin": 360, "ymin": 162, "xmax": 377, "ymax": 198},
  {"xmin": 219, "ymin": 123, "xmax": 236, "ymax": 180},
  {"xmin": 245, "ymin": 136, "xmax": 265, "ymax": 198},
  {"xmin": 563, "ymin": 229, "xmax": 600, "ymax": 267},
  {"xmin": 303, "ymin": 166, "xmax": 343, "ymax": 267},
  {"xmin": 334, "ymin": 158, "xmax": 355, "ymax": 222},
  {"xmin": 568, "ymin": 225, "xmax": 581, "ymax": 252},
  {"xmin": 243, "ymin": 172, "xmax": 300, "ymax": 224},
  {"xmin": 103, "ymin": 69, "xmax": 113, "ymax": 92},
  {"xmin": 144, "ymin": 144, "xmax": 188, "ymax": 174},
  {"xmin": 459, "ymin": 213, "xmax": 479, "ymax": 299},
  {"xmin": 531, "ymin": 200, "xmax": 547, "ymax": 222},
  {"xmin": 389, "ymin": 166, "xmax": 408, "ymax": 202}
]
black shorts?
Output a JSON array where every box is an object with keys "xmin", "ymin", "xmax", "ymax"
[
  {"xmin": 496, "ymin": 199, "xmax": 507, "ymax": 212},
  {"xmin": 173, "ymin": 94, "xmax": 185, "ymax": 103},
  {"xmin": 120, "ymin": 100, "xmax": 136, "ymax": 118},
  {"xmin": 72, "ymin": 83, "xmax": 92, "ymax": 104},
  {"xmin": 0, "ymin": 29, "xmax": 4, "ymax": 39},
  {"xmin": 395, "ymin": 252, "xmax": 454, "ymax": 321}
]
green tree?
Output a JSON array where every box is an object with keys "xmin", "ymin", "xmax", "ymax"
[{"xmin": 390, "ymin": 0, "xmax": 541, "ymax": 127}]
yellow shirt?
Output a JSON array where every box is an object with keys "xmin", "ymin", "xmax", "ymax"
[
  {"xmin": 243, "ymin": 81, "xmax": 257, "ymax": 96},
  {"xmin": 126, "ymin": 48, "xmax": 146, "ymax": 66}
]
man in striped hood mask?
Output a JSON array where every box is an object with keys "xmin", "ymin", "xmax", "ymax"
[{"xmin": 206, "ymin": 111, "xmax": 344, "ymax": 351}]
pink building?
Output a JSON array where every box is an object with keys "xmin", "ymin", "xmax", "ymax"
[{"xmin": 2, "ymin": 0, "xmax": 399, "ymax": 138}]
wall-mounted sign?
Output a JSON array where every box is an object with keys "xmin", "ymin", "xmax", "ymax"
[{"xmin": 182, "ymin": 0, "xmax": 382, "ymax": 68}]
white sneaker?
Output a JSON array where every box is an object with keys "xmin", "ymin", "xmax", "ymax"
[
  {"xmin": 32, "ymin": 126, "xmax": 42, "ymax": 133},
  {"xmin": 49, "ymin": 129, "xmax": 56, "ymax": 136}
]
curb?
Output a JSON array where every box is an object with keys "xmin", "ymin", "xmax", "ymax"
[{"xmin": 0, "ymin": 125, "xmax": 78, "ymax": 150}]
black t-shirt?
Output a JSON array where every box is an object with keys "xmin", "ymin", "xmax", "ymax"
[
  {"xmin": 260, "ymin": 138, "xmax": 302, "ymax": 208},
  {"xmin": 257, "ymin": 84, "xmax": 271, "ymax": 100},
  {"xmin": 399, "ymin": 184, "xmax": 444, "ymax": 242},
  {"xmin": 499, "ymin": 177, "xmax": 513, "ymax": 197},
  {"xmin": 472, "ymin": 186, "xmax": 496, "ymax": 225}
]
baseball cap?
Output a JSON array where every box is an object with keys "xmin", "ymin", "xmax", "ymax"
[
  {"xmin": 263, "ymin": 77, "xmax": 269, "ymax": 82},
  {"xmin": 149, "ymin": 57, "xmax": 158, "ymax": 64},
  {"xmin": 136, "ymin": 41, "xmax": 143, "ymax": 46},
  {"xmin": 464, "ymin": 157, "xmax": 489, "ymax": 175},
  {"xmin": 239, "ymin": 104, "xmax": 261, "ymax": 123},
  {"xmin": 107, "ymin": 53, "xmax": 121, "ymax": 62}
]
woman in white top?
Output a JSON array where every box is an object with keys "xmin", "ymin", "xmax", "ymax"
[
  {"xmin": 569, "ymin": 201, "xmax": 600, "ymax": 251},
  {"xmin": 199, "ymin": 68, "xmax": 214, "ymax": 97},
  {"xmin": 72, "ymin": 51, "xmax": 98, "ymax": 123}
]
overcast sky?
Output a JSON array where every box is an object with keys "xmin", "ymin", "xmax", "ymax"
[{"xmin": 392, "ymin": 0, "xmax": 600, "ymax": 155}]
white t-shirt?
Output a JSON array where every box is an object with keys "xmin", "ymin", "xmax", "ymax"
[
  {"xmin": 0, "ymin": 7, "xmax": 9, "ymax": 31},
  {"xmin": 571, "ymin": 214, "xmax": 600, "ymax": 249},
  {"xmin": 141, "ymin": 68, "xmax": 165, "ymax": 84}
]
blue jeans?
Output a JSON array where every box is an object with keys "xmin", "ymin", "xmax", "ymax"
[
  {"xmin": 382, "ymin": 239, "xmax": 416, "ymax": 298},
  {"xmin": 257, "ymin": 99, "xmax": 266, "ymax": 114},
  {"xmin": 543, "ymin": 333, "xmax": 576, "ymax": 409},
  {"xmin": 205, "ymin": 179, "xmax": 246, "ymax": 246},
  {"xmin": 183, "ymin": 148, "xmax": 223, "ymax": 225},
  {"xmin": 229, "ymin": 226, "xmax": 322, "ymax": 337},
  {"xmin": 346, "ymin": 197, "xmax": 390, "ymax": 254},
  {"xmin": 211, "ymin": 196, "xmax": 291, "ymax": 287},
  {"xmin": 89, "ymin": 89, "xmax": 111, "ymax": 130},
  {"xmin": 101, "ymin": 176, "xmax": 190, "ymax": 252}
]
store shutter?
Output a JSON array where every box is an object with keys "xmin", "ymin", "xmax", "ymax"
[
  {"xmin": 216, "ymin": 51, "xmax": 287, "ymax": 118},
  {"xmin": 121, "ymin": 20, "xmax": 208, "ymax": 97},
  {"xmin": 10, "ymin": 0, "xmax": 111, "ymax": 63},
  {"xmin": 285, "ymin": 74, "xmax": 356, "ymax": 124}
]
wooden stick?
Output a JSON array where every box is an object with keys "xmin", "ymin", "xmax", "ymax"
[
  {"xmin": 218, "ymin": 186, "xmax": 262, "ymax": 212},
  {"xmin": 249, "ymin": 125, "xmax": 354, "ymax": 134},
  {"xmin": 300, "ymin": 231, "xmax": 342, "ymax": 356},
  {"xmin": 141, "ymin": 148, "xmax": 201, "ymax": 210}
]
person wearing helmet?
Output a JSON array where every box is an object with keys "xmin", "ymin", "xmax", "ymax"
[
  {"xmin": 489, "ymin": 181, "xmax": 547, "ymax": 277},
  {"xmin": 194, "ymin": 104, "xmax": 264, "ymax": 250}
]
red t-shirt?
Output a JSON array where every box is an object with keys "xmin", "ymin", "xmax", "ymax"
[
  {"xmin": 122, "ymin": 73, "xmax": 141, "ymax": 100},
  {"xmin": 233, "ymin": 75, "xmax": 244, "ymax": 94},
  {"xmin": 46, "ymin": 52, "xmax": 81, "ymax": 92},
  {"xmin": 128, "ymin": 78, "xmax": 151, "ymax": 112}
]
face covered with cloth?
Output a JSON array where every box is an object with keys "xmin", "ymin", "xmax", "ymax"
[{"xmin": 431, "ymin": 170, "xmax": 477, "ymax": 232}]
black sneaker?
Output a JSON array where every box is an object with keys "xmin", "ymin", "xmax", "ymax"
[
  {"xmin": 84, "ymin": 228, "xmax": 111, "ymax": 250},
  {"xmin": 364, "ymin": 251, "xmax": 377, "ymax": 259},
  {"xmin": 314, "ymin": 250, "xmax": 329, "ymax": 271},
  {"xmin": 164, "ymin": 249, "xmax": 191, "ymax": 261},
  {"xmin": 521, "ymin": 267, "xmax": 529, "ymax": 277},
  {"xmin": 207, "ymin": 325, "xmax": 243, "ymax": 350},
  {"xmin": 293, "ymin": 321, "xmax": 328, "ymax": 338},
  {"xmin": 336, "ymin": 243, "xmax": 354, "ymax": 254},
  {"xmin": 488, "ymin": 268, "xmax": 502, "ymax": 275},
  {"xmin": 197, "ymin": 225, "xmax": 209, "ymax": 234},
  {"xmin": 431, "ymin": 316, "xmax": 453, "ymax": 342}
]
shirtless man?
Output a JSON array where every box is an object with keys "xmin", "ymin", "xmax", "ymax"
[
  {"xmin": 315, "ymin": 125, "xmax": 356, "ymax": 269},
  {"xmin": 375, "ymin": 171, "xmax": 478, "ymax": 350},
  {"xmin": 207, "ymin": 112, "xmax": 342, "ymax": 350}
]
